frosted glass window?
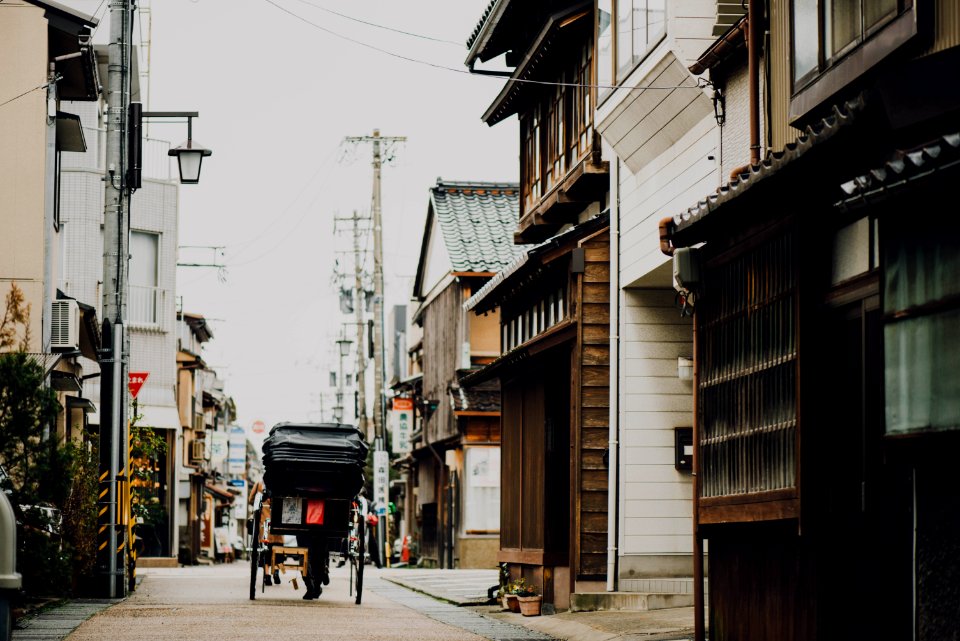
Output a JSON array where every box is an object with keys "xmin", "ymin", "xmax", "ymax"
[
  {"xmin": 884, "ymin": 219, "xmax": 960, "ymax": 434},
  {"xmin": 463, "ymin": 447, "xmax": 500, "ymax": 533}
]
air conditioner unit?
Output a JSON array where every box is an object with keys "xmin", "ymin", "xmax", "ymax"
[{"xmin": 50, "ymin": 300, "xmax": 80, "ymax": 351}]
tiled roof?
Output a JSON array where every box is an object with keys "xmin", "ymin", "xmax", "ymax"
[
  {"xmin": 448, "ymin": 379, "xmax": 500, "ymax": 413},
  {"xmin": 671, "ymin": 97, "xmax": 865, "ymax": 244},
  {"xmin": 466, "ymin": 0, "xmax": 500, "ymax": 50},
  {"xmin": 430, "ymin": 179, "xmax": 525, "ymax": 273},
  {"xmin": 464, "ymin": 211, "xmax": 609, "ymax": 313},
  {"xmin": 837, "ymin": 132, "xmax": 960, "ymax": 206}
]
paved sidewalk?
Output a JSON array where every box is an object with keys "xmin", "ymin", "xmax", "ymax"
[
  {"xmin": 380, "ymin": 568, "xmax": 694, "ymax": 641},
  {"xmin": 12, "ymin": 599, "xmax": 118, "ymax": 641},
  {"xmin": 10, "ymin": 566, "xmax": 694, "ymax": 641}
]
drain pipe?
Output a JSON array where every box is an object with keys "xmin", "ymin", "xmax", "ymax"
[
  {"xmin": 606, "ymin": 159, "xmax": 621, "ymax": 592},
  {"xmin": 748, "ymin": 0, "xmax": 762, "ymax": 165}
]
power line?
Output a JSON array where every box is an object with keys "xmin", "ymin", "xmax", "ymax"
[
  {"xmin": 0, "ymin": 79, "xmax": 55, "ymax": 110},
  {"xmin": 263, "ymin": 0, "xmax": 707, "ymax": 92},
  {"xmin": 288, "ymin": 0, "xmax": 462, "ymax": 46}
]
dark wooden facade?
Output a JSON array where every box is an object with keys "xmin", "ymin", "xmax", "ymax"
[
  {"xmin": 669, "ymin": 5, "xmax": 960, "ymax": 635},
  {"xmin": 466, "ymin": 220, "xmax": 610, "ymax": 609}
]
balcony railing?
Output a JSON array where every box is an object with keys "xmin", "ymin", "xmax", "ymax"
[{"xmin": 129, "ymin": 285, "xmax": 168, "ymax": 329}]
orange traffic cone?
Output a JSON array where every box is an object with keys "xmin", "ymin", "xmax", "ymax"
[{"xmin": 401, "ymin": 535, "xmax": 410, "ymax": 563}]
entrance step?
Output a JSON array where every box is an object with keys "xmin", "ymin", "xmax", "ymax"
[
  {"xmin": 570, "ymin": 590, "xmax": 694, "ymax": 612},
  {"xmin": 135, "ymin": 556, "xmax": 179, "ymax": 568}
]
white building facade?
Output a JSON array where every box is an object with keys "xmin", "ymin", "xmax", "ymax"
[
  {"xmin": 595, "ymin": 0, "xmax": 724, "ymax": 585},
  {"xmin": 60, "ymin": 95, "xmax": 182, "ymax": 560}
]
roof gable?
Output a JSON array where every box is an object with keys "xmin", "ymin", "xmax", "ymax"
[{"xmin": 413, "ymin": 179, "xmax": 524, "ymax": 300}]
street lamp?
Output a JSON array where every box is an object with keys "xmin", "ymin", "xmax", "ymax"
[
  {"xmin": 141, "ymin": 111, "xmax": 213, "ymax": 185},
  {"xmin": 168, "ymin": 140, "xmax": 212, "ymax": 184},
  {"xmin": 335, "ymin": 336, "xmax": 353, "ymax": 424}
]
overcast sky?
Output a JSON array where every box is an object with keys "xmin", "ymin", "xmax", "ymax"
[{"xmin": 66, "ymin": 0, "xmax": 518, "ymax": 435}]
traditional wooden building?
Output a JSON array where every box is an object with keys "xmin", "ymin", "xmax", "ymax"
[
  {"xmin": 662, "ymin": 1, "xmax": 960, "ymax": 639},
  {"xmin": 463, "ymin": 0, "xmax": 611, "ymax": 610},
  {"xmin": 406, "ymin": 179, "xmax": 523, "ymax": 568}
]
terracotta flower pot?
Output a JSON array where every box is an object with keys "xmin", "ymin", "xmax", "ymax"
[
  {"xmin": 505, "ymin": 594, "xmax": 521, "ymax": 613},
  {"xmin": 518, "ymin": 595, "xmax": 542, "ymax": 616}
]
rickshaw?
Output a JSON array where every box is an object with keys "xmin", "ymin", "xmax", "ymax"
[{"xmin": 248, "ymin": 423, "xmax": 368, "ymax": 604}]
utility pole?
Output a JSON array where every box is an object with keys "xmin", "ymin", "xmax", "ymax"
[
  {"xmin": 352, "ymin": 211, "xmax": 368, "ymax": 438},
  {"xmin": 342, "ymin": 130, "xmax": 405, "ymax": 443},
  {"xmin": 343, "ymin": 129, "xmax": 404, "ymax": 567},
  {"xmin": 99, "ymin": 0, "xmax": 133, "ymax": 599}
]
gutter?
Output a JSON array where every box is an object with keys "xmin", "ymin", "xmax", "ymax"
[{"xmin": 606, "ymin": 158, "xmax": 620, "ymax": 592}]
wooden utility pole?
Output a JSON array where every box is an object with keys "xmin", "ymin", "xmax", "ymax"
[
  {"xmin": 352, "ymin": 211, "xmax": 369, "ymax": 438},
  {"xmin": 342, "ymin": 130, "xmax": 405, "ymax": 568},
  {"xmin": 342, "ymin": 131, "xmax": 405, "ymax": 445}
]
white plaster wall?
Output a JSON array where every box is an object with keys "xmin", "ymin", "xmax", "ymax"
[
  {"xmin": 718, "ymin": 63, "xmax": 768, "ymax": 180},
  {"xmin": 619, "ymin": 289, "xmax": 694, "ymax": 556},
  {"xmin": 619, "ymin": 113, "xmax": 718, "ymax": 288},
  {"xmin": 59, "ymin": 100, "xmax": 180, "ymax": 414}
]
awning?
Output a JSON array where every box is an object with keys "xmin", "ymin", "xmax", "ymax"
[
  {"xmin": 51, "ymin": 370, "xmax": 81, "ymax": 392},
  {"xmin": 56, "ymin": 112, "xmax": 86, "ymax": 152},
  {"xmin": 137, "ymin": 404, "xmax": 181, "ymax": 431},
  {"xmin": 204, "ymin": 483, "xmax": 236, "ymax": 503},
  {"xmin": 66, "ymin": 397, "xmax": 96, "ymax": 412}
]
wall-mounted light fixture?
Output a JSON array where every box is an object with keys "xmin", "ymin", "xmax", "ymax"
[
  {"xmin": 140, "ymin": 110, "xmax": 213, "ymax": 185},
  {"xmin": 711, "ymin": 86, "xmax": 725, "ymax": 127},
  {"xmin": 678, "ymin": 356, "xmax": 694, "ymax": 381}
]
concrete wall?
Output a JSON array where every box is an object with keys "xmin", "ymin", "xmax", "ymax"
[
  {"xmin": 457, "ymin": 536, "xmax": 499, "ymax": 569},
  {"xmin": 0, "ymin": 7, "xmax": 50, "ymax": 352}
]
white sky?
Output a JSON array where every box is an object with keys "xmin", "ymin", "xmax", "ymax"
[{"xmin": 64, "ymin": 0, "xmax": 518, "ymax": 435}]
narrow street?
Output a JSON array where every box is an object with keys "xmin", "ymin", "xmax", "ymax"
[{"xmin": 54, "ymin": 564, "xmax": 552, "ymax": 641}]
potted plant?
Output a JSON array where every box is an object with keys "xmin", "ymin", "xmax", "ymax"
[
  {"xmin": 502, "ymin": 582, "xmax": 520, "ymax": 612},
  {"xmin": 510, "ymin": 578, "xmax": 541, "ymax": 616}
]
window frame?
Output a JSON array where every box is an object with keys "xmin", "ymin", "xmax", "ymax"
[
  {"xmin": 596, "ymin": 0, "xmax": 668, "ymax": 105},
  {"xmin": 518, "ymin": 42, "xmax": 597, "ymax": 217},
  {"xmin": 789, "ymin": 0, "xmax": 917, "ymax": 122}
]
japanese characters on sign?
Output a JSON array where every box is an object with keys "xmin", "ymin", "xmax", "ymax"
[
  {"xmin": 390, "ymin": 397, "xmax": 413, "ymax": 453},
  {"xmin": 128, "ymin": 371, "xmax": 149, "ymax": 399},
  {"xmin": 374, "ymin": 450, "xmax": 389, "ymax": 516}
]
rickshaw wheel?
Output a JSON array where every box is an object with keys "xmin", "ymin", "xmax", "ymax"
[
  {"xmin": 249, "ymin": 508, "xmax": 261, "ymax": 601},
  {"xmin": 353, "ymin": 517, "xmax": 364, "ymax": 604}
]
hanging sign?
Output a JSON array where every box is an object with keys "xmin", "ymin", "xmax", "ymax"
[
  {"xmin": 128, "ymin": 372, "xmax": 149, "ymax": 399},
  {"xmin": 390, "ymin": 397, "xmax": 414, "ymax": 453}
]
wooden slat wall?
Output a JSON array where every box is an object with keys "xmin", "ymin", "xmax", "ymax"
[
  {"xmin": 501, "ymin": 382, "xmax": 522, "ymax": 549},
  {"xmin": 768, "ymin": 0, "xmax": 798, "ymax": 151},
  {"xmin": 521, "ymin": 375, "xmax": 546, "ymax": 550},
  {"xmin": 576, "ymin": 229, "xmax": 610, "ymax": 578},
  {"xmin": 422, "ymin": 283, "xmax": 464, "ymax": 443}
]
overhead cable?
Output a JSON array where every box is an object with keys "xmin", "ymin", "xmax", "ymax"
[{"xmin": 263, "ymin": 0, "xmax": 707, "ymax": 92}]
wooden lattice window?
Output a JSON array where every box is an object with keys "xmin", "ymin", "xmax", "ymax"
[
  {"xmin": 521, "ymin": 108, "xmax": 542, "ymax": 212},
  {"xmin": 697, "ymin": 231, "xmax": 798, "ymax": 501},
  {"xmin": 570, "ymin": 43, "xmax": 593, "ymax": 163}
]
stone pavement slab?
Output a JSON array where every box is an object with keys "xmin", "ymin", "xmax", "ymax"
[
  {"xmin": 13, "ymin": 599, "xmax": 118, "ymax": 641},
  {"xmin": 380, "ymin": 568, "xmax": 499, "ymax": 605}
]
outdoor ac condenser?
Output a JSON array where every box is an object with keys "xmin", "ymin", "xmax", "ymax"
[{"xmin": 50, "ymin": 300, "xmax": 80, "ymax": 351}]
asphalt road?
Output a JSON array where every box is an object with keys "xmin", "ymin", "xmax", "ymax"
[{"xmin": 63, "ymin": 563, "xmax": 487, "ymax": 641}]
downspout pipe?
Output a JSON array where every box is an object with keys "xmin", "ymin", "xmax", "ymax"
[
  {"xmin": 606, "ymin": 159, "xmax": 621, "ymax": 592},
  {"xmin": 748, "ymin": 0, "xmax": 762, "ymax": 165}
]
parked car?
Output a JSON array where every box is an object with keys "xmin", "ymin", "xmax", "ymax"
[{"xmin": 0, "ymin": 488, "xmax": 22, "ymax": 641}]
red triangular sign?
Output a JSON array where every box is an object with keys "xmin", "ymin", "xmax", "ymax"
[{"xmin": 128, "ymin": 372, "xmax": 149, "ymax": 399}]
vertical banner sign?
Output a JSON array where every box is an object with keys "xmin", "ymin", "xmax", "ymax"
[
  {"xmin": 374, "ymin": 450, "xmax": 389, "ymax": 516},
  {"xmin": 390, "ymin": 397, "xmax": 414, "ymax": 453},
  {"xmin": 227, "ymin": 425, "xmax": 246, "ymax": 475}
]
